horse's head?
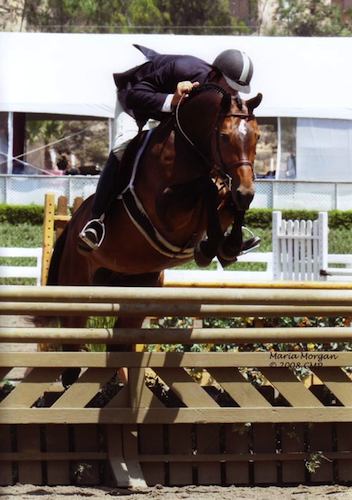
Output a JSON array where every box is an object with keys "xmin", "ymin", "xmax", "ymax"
[
  {"xmin": 214, "ymin": 92, "xmax": 262, "ymax": 210},
  {"xmin": 175, "ymin": 84, "xmax": 262, "ymax": 211}
]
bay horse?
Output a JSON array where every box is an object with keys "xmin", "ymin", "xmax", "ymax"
[{"xmin": 47, "ymin": 82, "xmax": 262, "ymax": 386}]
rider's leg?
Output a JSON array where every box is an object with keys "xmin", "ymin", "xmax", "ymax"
[
  {"xmin": 78, "ymin": 111, "xmax": 159, "ymax": 251},
  {"xmin": 78, "ymin": 151, "xmax": 121, "ymax": 250},
  {"xmin": 78, "ymin": 112, "xmax": 140, "ymax": 250}
]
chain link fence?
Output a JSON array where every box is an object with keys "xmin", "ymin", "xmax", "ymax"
[
  {"xmin": 1, "ymin": 175, "xmax": 352, "ymax": 210},
  {"xmin": 0, "ymin": 175, "xmax": 98, "ymax": 206}
]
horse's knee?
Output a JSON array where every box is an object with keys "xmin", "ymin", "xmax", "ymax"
[{"xmin": 194, "ymin": 238, "xmax": 218, "ymax": 268}]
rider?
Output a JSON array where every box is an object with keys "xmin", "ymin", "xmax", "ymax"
[{"xmin": 79, "ymin": 44, "xmax": 259, "ymax": 252}]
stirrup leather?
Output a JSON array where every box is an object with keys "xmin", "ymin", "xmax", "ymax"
[{"xmin": 79, "ymin": 218, "xmax": 106, "ymax": 250}]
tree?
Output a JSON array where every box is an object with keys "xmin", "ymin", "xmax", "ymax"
[
  {"xmin": 22, "ymin": 0, "xmax": 250, "ymax": 34},
  {"xmin": 157, "ymin": 0, "xmax": 250, "ymax": 35},
  {"xmin": 272, "ymin": 0, "xmax": 352, "ymax": 36},
  {"xmin": 23, "ymin": 0, "xmax": 169, "ymax": 32}
]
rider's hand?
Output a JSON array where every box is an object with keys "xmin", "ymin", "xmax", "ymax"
[{"xmin": 171, "ymin": 81, "xmax": 200, "ymax": 108}]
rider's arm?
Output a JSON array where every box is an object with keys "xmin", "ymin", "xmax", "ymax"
[
  {"xmin": 126, "ymin": 61, "xmax": 179, "ymax": 119},
  {"xmin": 161, "ymin": 81, "xmax": 200, "ymax": 112},
  {"xmin": 126, "ymin": 59, "xmax": 208, "ymax": 119}
]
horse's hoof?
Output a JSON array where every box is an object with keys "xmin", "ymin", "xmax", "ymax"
[
  {"xmin": 194, "ymin": 240, "xmax": 215, "ymax": 268},
  {"xmin": 217, "ymin": 239, "xmax": 241, "ymax": 264},
  {"xmin": 61, "ymin": 367, "xmax": 81, "ymax": 389},
  {"xmin": 217, "ymin": 254, "xmax": 238, "ymax": 268}
]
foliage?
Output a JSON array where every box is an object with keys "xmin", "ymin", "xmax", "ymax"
[
  {"xmin": 329, "ymin": 210, "xmax": 352, "ymax": 229},
  {"xmin": 85, "ymin": 316, "xmax": 115, "ymax": 352},
  {"xmin": 145, "ymin": 314, "xmax": 350, "ymax": 380},
  {"xmin": 245, "ymin": 209, "xmax": 319, "ymax": 229},
  {"xmin": 8, "ymin": 204, "xmax": 352, "ymax": 233},
  {"xmin": 0, "ymin": 204, "xmax": 43, "ymax": 225},
  {"xmin": 158, "ymin": 0, "xmax": 249, "ymax": 35},
  {"xmin": 27, "ymin": 120, "xmax": 64, "ymax": 144},
  {"xmin": 22, "ymin": 0, "xmax": 249, "ymax": 35},
  {"xmin": 26, "ymin": 119, "xmax": 109, "ymax": 171},
  {"xmin": 272, "ymin": 0, "xmax": 352, "ymax": 36},
  {"xmin": 329, "ymin": 229, "xmax": 352, "ymax": 254},
  {"xmin": 305, "ymin": 451, "xmax": 331, "ymax": 473},
  {"xmin": 245, "ymin": 209, "xmax": 352, "ymax": 231}
]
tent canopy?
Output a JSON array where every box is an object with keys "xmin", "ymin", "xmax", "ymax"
[{"xmin": 1, "ymin": 32, "xmax": 351, "ymax": 120}]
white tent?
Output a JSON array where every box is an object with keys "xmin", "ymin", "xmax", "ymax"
[
  {"xmin": 1, "ymin": 32, "xmax": 352, "ymax": 119},
  {"xmin": 1, "ymin": 33, "xmax": 352, "ymax": 181}
]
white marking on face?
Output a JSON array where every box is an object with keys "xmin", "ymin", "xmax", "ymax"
[{"xmin": 239, "ymin": 119, "xmax": 247, "ymax": 136}]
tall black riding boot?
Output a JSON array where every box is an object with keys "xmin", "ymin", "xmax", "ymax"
[{"xmin": 78, "ymin": 152, "xmax": 121, "ymax": 251}]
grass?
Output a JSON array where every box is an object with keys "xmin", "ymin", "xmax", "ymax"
[
  {"xmin": 0, "ymin": 223, "xmax": 42, "ymax": 248},
  {"xmin": 1, "ymin": 222, "xmax": 351, "ymax": 265},
  {"xmin": 0, "ymin": 223, "xmax": 43, "ymax": 285}
]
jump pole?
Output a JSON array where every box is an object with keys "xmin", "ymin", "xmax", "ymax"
[{"xmin": 41, "ymin": 193, "xmax": 82, "ymax": 285}]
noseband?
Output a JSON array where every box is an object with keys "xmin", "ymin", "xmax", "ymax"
[{"xmin": 174, "ymin": 85, "xmax": 255, "ymax": 191}]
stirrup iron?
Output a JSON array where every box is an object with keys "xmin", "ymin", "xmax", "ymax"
[
  {"xmin": 239, "ymin": 226, "xmax": 261, "ymax": 255},
  {"xmin": 79, "ymin": 218, "xmax": 106, "ymax": 250}
]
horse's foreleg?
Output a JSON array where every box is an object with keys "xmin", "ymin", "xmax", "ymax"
[
  {"xmin": 61, "ymin": 316, "xmax": 86, "ymax": 388},
  {"xmin": 217, "ymin": 209, "xmax": 245, "ymax": 267},
  {"xmin": 194, "ymin": 180, "xmax": 224, "ymax": 267}
]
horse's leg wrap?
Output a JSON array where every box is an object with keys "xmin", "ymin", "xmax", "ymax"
[
  {"xmin": 217, "ymin": 210, "xmax": 245, "ymax": 267},
  {"xmin": 194, "ymin": 180, "xmax": 224, "ymax": 268}
]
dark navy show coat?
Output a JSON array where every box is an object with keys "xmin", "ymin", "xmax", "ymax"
[{"xmin": 114, "ymin": 44, "xmax": 212, "ymax": 125}]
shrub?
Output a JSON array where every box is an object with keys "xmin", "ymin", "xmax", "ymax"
[
  {"xmin": 0, "ymin": 204, "xmax": 43, "ymax": 225},
  {"xmin": 246, "ymin": 209, "xmax": 352, "ymax": 230},
  {"xmin": 2, "ymin": 204, "xmax": 352, "ymax": 231}
]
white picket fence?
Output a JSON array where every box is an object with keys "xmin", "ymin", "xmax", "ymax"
[{"xmin": 272, "ymin": 211, "xmax": 328, "ymax": 281}]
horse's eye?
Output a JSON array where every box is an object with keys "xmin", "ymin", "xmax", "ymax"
[{"xmin": 220, "ymin": 132, "xmax": 231, "ymax": 143}]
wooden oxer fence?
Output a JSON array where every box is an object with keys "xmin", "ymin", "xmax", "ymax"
[{"xmin": 1, "ymin": 284, "xmax": 352, "ymax": 487}]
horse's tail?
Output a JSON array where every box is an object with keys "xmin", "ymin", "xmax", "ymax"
[{"xmin": 46, "ymin": 225, "xmax": 68, "ymax": 285}]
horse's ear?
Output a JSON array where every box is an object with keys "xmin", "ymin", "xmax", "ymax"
[{"xmin": 246, "ymin": 93, "xmax": 262, "ymax": 112}]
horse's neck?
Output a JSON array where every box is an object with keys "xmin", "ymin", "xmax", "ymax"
[
  {"xmin": 143, "ymin": 121, "xmax": 206, "ymax": 186},
  {"xmin": 134, "ymin": 123, "xmax": 208, "ymax": 236}
]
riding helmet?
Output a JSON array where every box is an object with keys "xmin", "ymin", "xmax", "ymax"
[{"xmin": 212, "ymin": 49, "xmax": 253, "ymax": 93}]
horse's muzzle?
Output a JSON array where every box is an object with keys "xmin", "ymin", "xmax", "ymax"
[{"xmin": 232, "ymin": 186, "xmax": 255, "ymax": 210}]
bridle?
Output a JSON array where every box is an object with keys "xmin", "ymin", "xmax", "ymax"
[
  {"xmin": 214, "ymin": 111, "xmax": 255, "ymax": 191},
  {"xmin": 174, "ymin": 85, "xmax": 255, "ymax": 191}
]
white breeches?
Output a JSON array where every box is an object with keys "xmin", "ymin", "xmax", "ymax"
[{"xmin": 111, "ymin": 96, "xmax": 158, "ymax": 160}]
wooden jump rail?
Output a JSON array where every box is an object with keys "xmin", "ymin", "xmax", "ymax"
[{"xmin": 1, "ymin": 285, "xmax": 352, "ymax": 487}]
